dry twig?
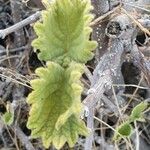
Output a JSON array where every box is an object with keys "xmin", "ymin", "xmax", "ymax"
[{"xmin": 0, "ymin": 11, "xmax": 41, "ymax": 39}]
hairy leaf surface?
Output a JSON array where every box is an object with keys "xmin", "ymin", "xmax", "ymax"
[
  {"xmin": 32, "ymin": 0, "xmax": 97, "ymax": 63},
  {"xmin": 114, "ymin": 122, "xmax": 132, "ymax": 141},
  {"xmin": 129, "ymin": 102, "xmax": 148, "ymax": 122},
  {"xmin": 2, "ymin": 112, "xmax": 14, "ymax": 125},
  {"xmin": 27, "ymin": 62, "xmax": 88, "ymax": 149}
]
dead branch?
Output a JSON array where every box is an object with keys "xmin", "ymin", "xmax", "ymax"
[
  {"xmin": 131, "ymin": 44, "xmax": 150, "ymax": 85},
  {"xmin": 12, "ymin": 125, "xmax": 35, "ymax": 150},
  {"xmin": 83, "ymin": 14, "xmax": 138, "ymax": 150},
  {"xmin": 10, "ymin": 0, "xmax": 25, "ymax": 47},
  {"xmin": 0, "ymin": 11, "xmax": 41, "ymax": 39},
  {"xmin": 84, "ymin": 108, "xmax": 94, "ymax": 150}
]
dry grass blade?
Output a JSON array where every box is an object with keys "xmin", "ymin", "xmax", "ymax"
[
  {"xmin": 122, "ymin": 8, "xmax": 150, "ymax": 36},
  {"xmin": 90, "ymin": 5, "xmax": 121, "ymax": 27}
]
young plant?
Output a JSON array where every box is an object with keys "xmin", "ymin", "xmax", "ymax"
[
  {"xmin": 113, "ymin": 102, "xmax": 149, "ymax": 141},
  {"xmin": 1, "ymin": 102, "xmax": 14, "ymax": 126},
  {"xmin": 113, "ymin": 122, "xmax": 132, "ymax": 141},
  {"xmin": 27, "ymin": 0, "xmax": 97, "ymax": 149}
]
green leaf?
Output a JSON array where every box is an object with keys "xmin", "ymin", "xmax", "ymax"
[
  {"xmin": 32, "ymin": 0, "xmax": 97, "ymax": 64},
  {"xmin": 129, "ymin": 102, "xmax": 148, "ymax": 122},
  {"xmin": 27, "ymin": 62, "xmax": 88, "ymax": 149},
  {"xmin": 114, "ymin": 122, "xmax": 132, "ymax": 141},
  {"xmin": 28, "ymin": 0, "xmax": 97, "ymax": 148},
  {"xmin": 2, "ymin": 112, "xmax": 14, "ymax": 125}
]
